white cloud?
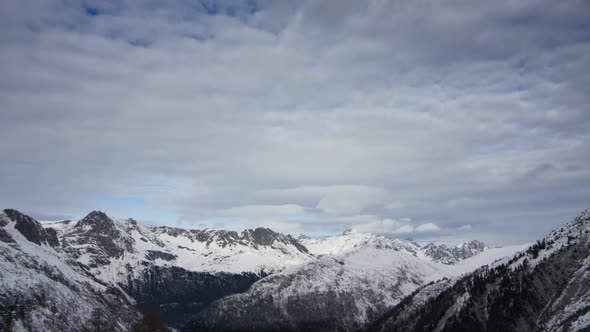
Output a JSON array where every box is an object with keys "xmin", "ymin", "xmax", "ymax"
[
  {"xmin": 458, "ymin": 224, "xmax": 473, "ymax": 231},
  {"xmin": 346, "ymin": 217, "xmax": 440, "ymax": 235},
  {"xmin": 211, "ymin": 204, "xmax": 305, "ymax": 219},
  {"xmin": 393, "ymin": 225, "xmax": 415, "ymax": 234},
  {"xmin": 316, "ymin": 186, "xmax": 385, "ymax": 214},
  {"xmin": 384, "ymin": 201, "xmax": 405, "ymax": 209},
  {"xmin": 415, "ymin": 223, "xmax": 442, "ymax": 233}
]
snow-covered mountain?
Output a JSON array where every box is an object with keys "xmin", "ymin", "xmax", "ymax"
[
  {"xmin": 185, "ymin": 233, "xmax": 523, "ymax": 331},
  {"xmin": 300, "ymin": 229, "xmax": 490, "ymax": 264},
  {"xmin": 368, "ymin": 209, "xmax": 590, "ymax": 332},
  {"xmin": 0, "ymin": 207, "xmax": 539, "ymax": 332},
  {"xmin": 0, "ymin": 209, "xmax": 140, "ymax": 332},
  {"xmin": 50, "ymin": 210, "xmax": 313, "ymax": 279},
  {"xmin": 419, "ymin": 240, "xmax": 490, "ymax": 264},
  {"xmin": 0, "ymin": 209, "xmax": 315, "ymax": 331}
]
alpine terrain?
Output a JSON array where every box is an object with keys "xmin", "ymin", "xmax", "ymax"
[
  {"xmin": 0, "ymin": 209, "xmax": 313, "ymax": 330},
  {"xmin": 368, "ymin": 209, "xmax": 590, "ymax": 332},
  {"xmin": 3, "ymin": 208, "xmax": 588, "ymax": 332},
  {"xmin": 183, "ymin": 230, "xmax": 525, "ymax": 331}
]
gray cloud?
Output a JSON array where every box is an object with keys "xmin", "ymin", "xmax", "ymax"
[{"xmin": 1, "ymin": 0, "xmax": 589, "ymax": 245}]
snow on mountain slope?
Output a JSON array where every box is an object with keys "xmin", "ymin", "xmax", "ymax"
[
  {"xmin": 0, "ymin": 210, "xmax": 139, "ymax": 332},
  {"xmin": 300, "ymin": 229, "xmax": 490, "ymax": 264},
  {"xmin": 185, "ymin": 235, "xmax": 525, "ymax": 332},
  {"xmin": 185, "ymin": 246, "xmax": 456, "ymax": 332},
  {"xmin": 3, "ymin": 209, "xmax": 315, "ymax": 330},
  {"xmin": 300, "ymin": 230, "xmax": 420, "ymax": 256},
  {"xmin": 542, "ymin": 251, "xmax": 590, "ymax": 331},
  {"xmin": 0, "ymin": 207, "xmax": 531, "ymax": 332},
  {"xmin": 48, "ymin": 211, "xmax": 314, "ymax": 285},
  {"xmin": 452, "ymin": 243, "xmax": 531, "ymax": 273},
  {"xmin": 368, "ymin": 208, "xmax": 590, "ymax": 332}
]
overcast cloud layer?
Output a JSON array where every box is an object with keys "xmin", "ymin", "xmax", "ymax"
[{"xmin": 1, "ymin": 0, "xmax": 589, "ymax": 244}]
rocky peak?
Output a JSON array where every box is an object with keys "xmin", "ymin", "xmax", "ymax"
[
  {"xmin": 248, "ymin": 227, "xmax": 279, "ymax": 246},
  {"xmin": 3, "ymin": 209, "xmax": 59, "ymax": 247},
  {"xmin": 240, "ymin": 227, "xmax": 309, "ymax": 253},
  {"xmin": 459, "ymin": 240, "xmax": 489, "ymax": 251},
  {"xmin": 421, "ymin": 240, "xmax": 489, "ymax": 264},
  {"xmin": 65, "ymin": 210, "xmax": 133, "ymax": 265},
  {"xmin": 76, "ymin": 210, "xmax": 115, "ymax": 229},
  {"xmin": 121, "ymin": 218, "xmax": 142, "ymax": 234}
]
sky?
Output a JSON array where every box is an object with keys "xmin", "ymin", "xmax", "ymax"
[{"xmin": 1, "ymin": 0, "xmax": 589, "ymax": 245}]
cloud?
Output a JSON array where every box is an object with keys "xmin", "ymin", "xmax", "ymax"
[
  {"xmin": 458, "ymin": 224, "xmax": 473, "ymax": 231},
  {"xmin": 0, "ymin": 0, "xmax": 589, "ymax": 245},
  {"xmin": 415, "ymin": 223, "xmax": 441, "ymax": 233},
  {"xmin": 445, "ymin": 197, "xmax": 481, "ymax": 208},
  {"xmin": 393, "ymin": 225, "xmax": 415, "ymax": 234},
  {"xmin": 384, "ymin": 201, "xmax": 405, "ymax": 210},
  {"xmin": 316, "ymin": 186, "xmax": 385, "ymax": 214},
  {"xmin": 209, "ymin": 204, "xmax": 305, "ymax": 219},
  {"xmin": 347, "ymin": 217, "xmax": 441, "ymax": 235}
]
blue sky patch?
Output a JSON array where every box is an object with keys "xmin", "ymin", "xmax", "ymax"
[
  {"xmin": 92, "ymin": 195, "xmax": 146, "ymax": 209},
  {"xmin": 85, "ymin": 7, "xmax": 100, "ymax": 17}
]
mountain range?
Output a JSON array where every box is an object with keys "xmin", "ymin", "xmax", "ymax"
[
  {"xmin": 1, "ymin": 208, "xmax": 588, "ymax": 331},
  {"xmin": 368, "ymin": 209, "xmax": 590, "ymax": 332}
]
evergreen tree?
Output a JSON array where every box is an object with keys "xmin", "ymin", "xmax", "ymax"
[{"xmin": 131, "ymin": 310, "xmax": 167, "ymax": 332}]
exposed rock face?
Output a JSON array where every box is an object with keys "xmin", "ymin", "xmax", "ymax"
[
  {"xmin": 124, "ymin": 266, "xmax": 262, "ymax": 327},
  {"xmin": 0, "ymin": 217, "xmax": 14, "ymax": 243},
  {"xmin": 145, "ymin": 250, "xmax": 177, "ymax": 262},
  {"xmin": 0, "ymin": 228, "xmax": 14, "ymax": 243},
  {"xmin": 421, "ymin": 240, "xmax": 490, "ymax": 264},
  {"xmin": 3, "ymin": 209, "xmax": 59, "ymax": 247},
  {"xmin": 368, "ymin": 209, "xmax": 590, "ymax": 332},
  {"xmin": 44, "ymin": 227, "xmax": 60, "ymax": 247},
  {"xmin": 62, "ymin": 210, "xmax": 134, "ymax": 266},
  {"xmin": 154, "ymin": 226, "xmax": 310, "ymax": 254}
]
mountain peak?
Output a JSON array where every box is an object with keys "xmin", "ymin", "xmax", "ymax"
[
  {"xmin": 76, "ymin": 210, "xmax": 114, "ymax": 229},
  {"xmin": 3, "ymin": 208, "xmax": 27, "ymax": 221},
  {"xmin": 250, "ymin": 227, "xmax": 279, "ymax": 245},
  {"xmin": 241, "ymin": 227, "xmax": 280, "ymax": 246},
  {"xmin": 459, "ymin": 239, "xmax": 489, "ymax": 250},
  {"xmin": 65, "ymin": 210, "xmax": 132, "ymax": 264},
  {"xmin": 2, "ymin": 208, "xmax": 59, "ymax": 247},
  {"xmin": 82, "ymin": 210, "xmax": 110, "ymax": 220}
]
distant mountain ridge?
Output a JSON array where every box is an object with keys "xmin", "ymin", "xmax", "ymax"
[
  {"xmin": 300, "ymin": 230, "xmax": 490, "ymax": 264},
  {"xmin": 48, "ymin": 210, "xmax": 313, "ymax": 277},
  {"xmin": 0, "ymin": 209, "xmax": 315, "ymax": 330},
  {"xmin": 0, "ymin": 207, "xmax": 534, "ymax": 332}
]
